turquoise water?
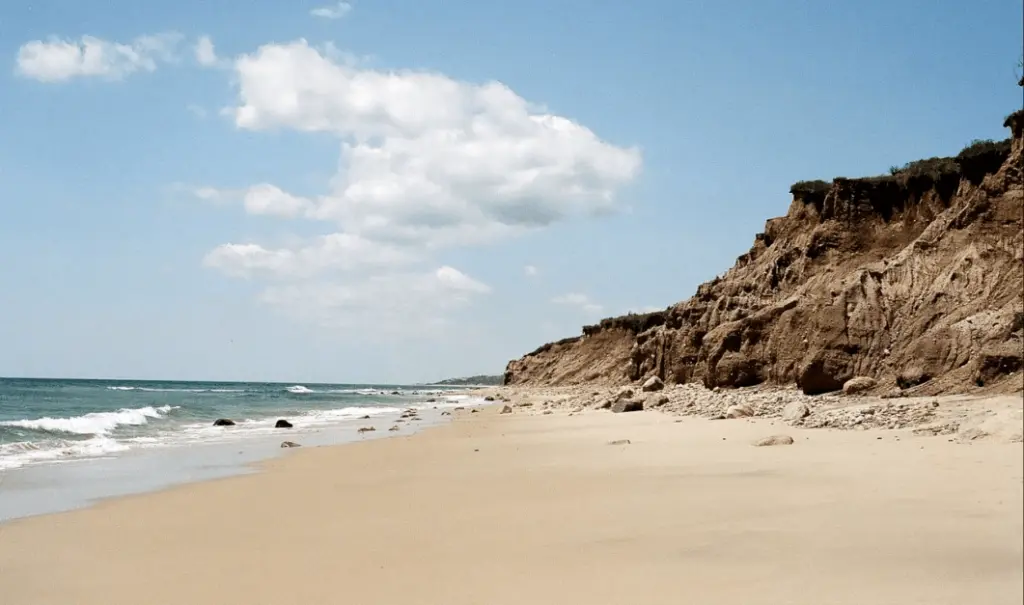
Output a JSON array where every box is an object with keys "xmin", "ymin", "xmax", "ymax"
[{"xmin": 0, "ymin": 377, "xmax": 470, "ymax": 471}]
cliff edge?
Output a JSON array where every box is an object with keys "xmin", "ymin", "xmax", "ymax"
[{"xmin": 505, "ymin": 110, "xmax": 1024, "ymax": 396}]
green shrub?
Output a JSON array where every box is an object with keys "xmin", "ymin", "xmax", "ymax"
[{"xmin": 955, "ymin": 138, "xmax": 1011, "ymax": 185}]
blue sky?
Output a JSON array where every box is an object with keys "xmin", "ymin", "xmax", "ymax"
[{"xmin": 1, "ymin": 0, "xmax": 1021, "ymax": 383}]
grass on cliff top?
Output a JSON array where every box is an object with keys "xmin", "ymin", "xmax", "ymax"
[
  {"xmin": 582, "ymin": 311, "xmax": 667, "ymax": 337},
  {"xmin": 790, "ymin": 134, "xmax": 1013, "ymax": 200}
]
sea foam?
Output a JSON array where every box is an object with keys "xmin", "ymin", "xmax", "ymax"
[{"xmin": 0, "ymin": 405, "xmax": 176, "ymax": 436}]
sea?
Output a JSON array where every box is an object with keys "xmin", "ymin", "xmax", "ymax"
[{"xmin": 0, "ymin": 377, "xmax": 484, "ymax": 521}]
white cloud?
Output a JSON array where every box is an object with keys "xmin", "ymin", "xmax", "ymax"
[
  {"xmin": 202, "ymin": 233, "xmax": 415, "ymax": 279},
  {"xmin": 310, "ymin": 1, "xmax": 352, "ymax": 19},
  {"xmin": 552, "ymin": 293, "xmax": 603, "ymax": 314},
  {"xmin": 15, "ymin": 33, "xmax": 181, "ymax": 82},
  {"xmin": 201, "ymin": 40, "xmax": 640, "ymax": 330},
  {"xmin": 225, "ymin": 40, "xmax": 641, "ymax": 245},
  {"xmin": 194, "ymin": 184, "xmax": 313, "ymax": 217},
  {"xmin": 194, "ymin": 35, "xmax": 218, "ymax": 67},
  {"xmin": 524, "ymin": 265, "xmax": 538, "ymax": 277}
]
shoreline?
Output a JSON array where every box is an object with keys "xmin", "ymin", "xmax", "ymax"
[
  {"xmin": 1, "ymin": 388, "xmax": 1021, "ymax": 604},
  {"xmin": 0, "ymin": 395, "xmax": 484, "ymax": 523}
]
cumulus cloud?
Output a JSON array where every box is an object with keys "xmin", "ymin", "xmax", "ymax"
[
  {"xmin": 552, "ymin": 293, "xmax": 603, "ymax": 314},
  {"xmin": 15, "ymin": 32, "xmax": 181, "ymax": 82},
  {"xmin": 524, "ymin": 265, "xmax": 538, "ymax": 277},
  {"xmin": 310, "ymin": 1, "xmax": 352, "ymax": 19},
  {"xmin": 200, "ymin": 39, "xmax": 640, "ymax": 329},
  {"xmin": 222, "ymin": 40, "xmax": 641, "ymax": 244}
]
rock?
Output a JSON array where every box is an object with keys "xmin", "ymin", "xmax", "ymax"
[
  {"xmin": 842, "ymin": 376, "xmax": 877, "ymax": 395},
  {"xmin": 390, "ymin": 390, "xmax": 401, "ymax": 395},
  {"xmin": 454, "ymin": 406, "xmax": 465, "ymax": 411},
  {"xmin": 608, "ymin": 439, "xmax": 631, "ymax": 445},
  {"xmin": 389, "ymin": 425, "xmax": 400, "ymax": 432},
  {"xmin": 973, "ymin": 346, "xmax": 1023, "ymax": 386},
  {"xmin": 441, "ymin": 411, "xmax": 451, "ymax": 416},
  {"xmin": 471, "ymin": 408, "xmax": 479, "ymax": 413},
  {"xmin": 611, "ymin": 399, "xmax": 644, "ymax": 413},
  {"xmin": 798, "ymin": 353, "xmax": 853, "ymax": 395},
  {"xmin": 360, "ymin": 414, "xmax": 371, "ymax": 420},
  {"xmin": 500, "ymin": 405, "xmax": 513, "ymax": 414},
  {"xmin": 426, "ymin": 398, "xmax": 437, "ymax": 403},
  {"xmin": 274, "ymin": 419, "xmax": 293, "ymax": 428},
  {"xmin": 615, "ymin": 387, "xmax": 634, "ymax": 401},
  {"xmin": 725, "ymin": 403, "xmax": 753, "ymax": 419},
  {"xmin": 484, "ymin": 396, "xmax": 495, "ymax": 401},
  {"xmin": 646, "ymin": 394, "xmax": 670, "ymax": 408},
  {"xmin": 781, "ymin": 401, "xmax": 809, "ymax": 423},
  {"xmin": 641, "ymin": 376, "xmax": 665, "ymax": 392},
  {"xmin": 897, "ymin": 366, "xmax": 931, "ymax": 389},
  {"xmin": 213, "ymin": 418, "xmax": 235, "ymax": 426},
  {"xmin": 280, "ymin": 441, "xmax": 301, "ymax": 448},
  {"xmin": 753, "ymin": 434, "xmax": 795, "ymax": 447},
  {"xmin": 357, "ymin": 426, "xmax": 376, "ymax": 433},
  {"xmin": 542, "ymin": 410, "xmax": 553, "ymax": 415}
]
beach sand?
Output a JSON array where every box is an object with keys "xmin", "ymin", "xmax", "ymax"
[{"xmin": 1, "ymin": 398, "xmax": 1021, "ymax": 604}]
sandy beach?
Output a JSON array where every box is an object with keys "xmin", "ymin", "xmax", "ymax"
[{"xmin": 1, "ymin": 391, "xmax": 1021, "ymax": 605}]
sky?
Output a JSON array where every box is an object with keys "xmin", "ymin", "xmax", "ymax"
[{"xmin": 0, "ymin": 0, "xmax": 1021, "ymax": 383}]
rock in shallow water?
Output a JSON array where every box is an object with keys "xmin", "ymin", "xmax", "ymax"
[
  {"xmin": 274, "ymin": 419, "xmax": 293, "ymax": 428},
  {"xmin": 213, "ymin": 418, "xmax": 235, "ymax": 427},
  {"xmin": 280, "ymin": 441, "xmax": 301, "ymax": 448}
]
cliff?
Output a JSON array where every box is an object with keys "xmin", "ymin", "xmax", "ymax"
[{"xmin": 505, "ymin": 110, "xmax": 1024, "ymax": 396}]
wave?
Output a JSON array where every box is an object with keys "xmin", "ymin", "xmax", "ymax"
[
  {"xmin": 0, "ymin": 405, "xmax": 177, "ymax": 436},
  {"xmin": 106, "ymin": 386, "xmax": 245, "ymax": 393},
  {"xmin": 0, "ymin": 437, "xmax": 128, "ymax": 470},
  {"xmin": 286, "ymin": 385, "xmax": 314, "ymax": 394}
]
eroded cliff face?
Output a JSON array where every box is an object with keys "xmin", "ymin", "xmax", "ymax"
[{"xmin": 505, "ymin": 112, "xmax": 1024, "ymax": 395}]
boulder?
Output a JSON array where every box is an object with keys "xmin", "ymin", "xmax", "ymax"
[
  {"xmin": 274, "ymin": 419, "xmax": 293, "ymax": 428},
  {"xmin": 725, "ymin": 403, "xmax": 753, "ymax": 419},
  {"xmin": 389, "ymin": 425, "xmax": 400, "ymax": 432},
  {"xmin": 280, "ymin": 441, "xmax": 301, "ymax": 448},
  {"xmin": 615, "ymin": 388, "xmax": 634, "ymax": 401},
  {"xmin": 500, "ymin": 405, "xmax": 513, "ymax": 414},
  {"xmin": 753, "ymin": 434, "xmax": 795, "ymax": 447},
  {"xmin": 641, "ymin": 376, "xmax": 665, "ymax": 392},
  {"xmin": 646, "ymin": 394, "xmax": 671, "ymax": 408},
  {"xmin": 608, "ymin": 439, "xmax": 631, "ymax": 446},
  {"xmin": 212, "ymin": 418, "xmax": 235, "ymax": 426},
  {"xmin": 611, "ymin": 399, "xmax": 644, "ymax": 413},
  {"xmin": 842, "ymin": 376, "xmax": 877, "ymax": 394},
  {"xmin": 897, "ymin": 366, "xmax": 931, "ymax": 389},
  {"xmin": 781, "ymin": 401, "xmax": 810, "ymax": 423},
  {"xmin": 484, "ymin": 396, "xmax": 496, "ymax": 401},
  {"xmin": 357, "ymin": 426, "xmax": 376, "ymax": 433},
  {"xmin": 973, "ymin": 347, "xmax": 1023, "ymax": 386}
]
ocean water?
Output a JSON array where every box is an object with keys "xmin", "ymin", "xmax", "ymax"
[
  {"xmin": 0, "ymin": 378, "xmax": 483, "ymax": 520},
  {"xmin": 0, "ymin": 378, "xmax": 472, "ymax": 471}
]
